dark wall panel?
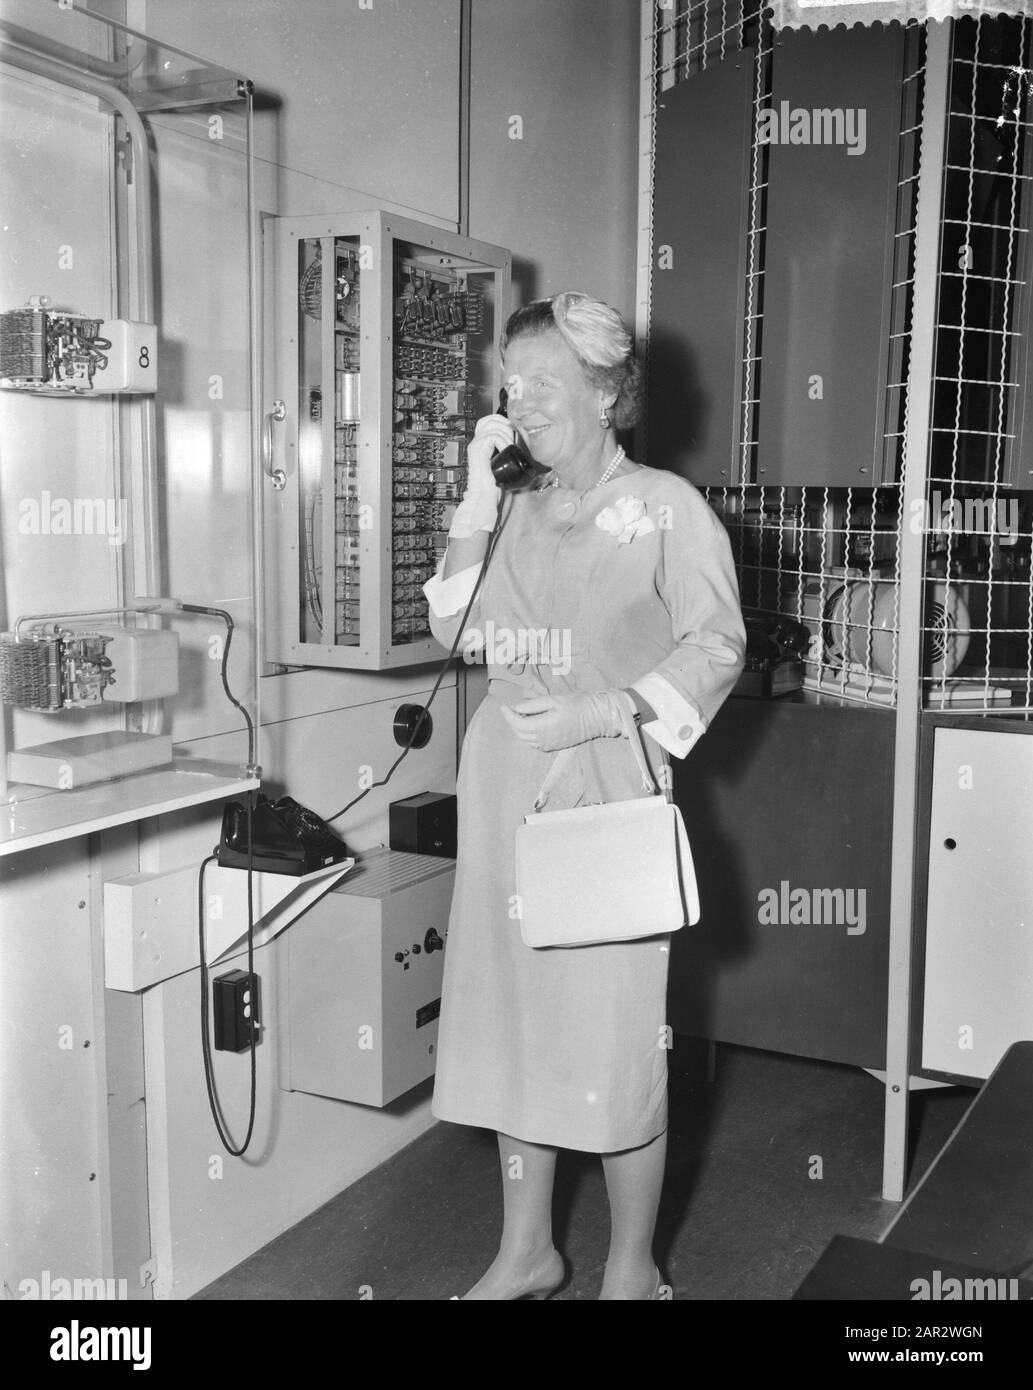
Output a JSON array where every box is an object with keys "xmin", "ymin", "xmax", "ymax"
[
  {"xmin": 648, "ymin": 55, "xmax": 755, "ymax": 485},
  {"xmin": 757, "ymin": 27, "xmax": 904, "ymax": 486},
  {"xmin": 671, "ymin": 695, "xmax": 895, "ymax": 1068}
]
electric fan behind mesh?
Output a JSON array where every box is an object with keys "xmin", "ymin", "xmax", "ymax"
[{"xmin": 822, "ymin": 579, "xmax": 970, "ymax": 679}]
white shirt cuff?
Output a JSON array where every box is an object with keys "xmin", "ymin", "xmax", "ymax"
[
  {"xmin": 630, "ymin": 672, "xmax": 706, "ymax": 758},
  {"xmin": 422, "ymin": 561, "xmax": 481, "ymax": 619},
  {"xmin": 448, "ymin": 488, "xmax": 501, "ymax": 538}
]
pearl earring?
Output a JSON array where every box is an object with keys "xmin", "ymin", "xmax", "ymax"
[{"xmin": 599, "ymin": 408, "xmax": 610, "ymax": 428}]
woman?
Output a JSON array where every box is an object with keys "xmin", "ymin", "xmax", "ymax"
[{"xmin": 422, "ymin": 291, "xmax": 745, "ymax": 1300}]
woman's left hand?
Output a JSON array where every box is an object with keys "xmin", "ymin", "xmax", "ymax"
[{"xmin": 501, "ymin": 690, "xmax": 627, "ymax": 751}]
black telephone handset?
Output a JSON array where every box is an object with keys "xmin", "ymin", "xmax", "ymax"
[
  {"xmin": 743, "ymin": 613, "xmax": 811, "ymax": 670},
  {"xmin": 217, "ymin": 792, "xmax": 350, "ymax": 876},
  {"xmin": 491, "ymin": 388, "xmax": 552, "ymax": 491}
]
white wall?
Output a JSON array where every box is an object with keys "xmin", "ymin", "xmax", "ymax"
[
  {"xmin": 469, "ymin": 0, "xmax": 640, "ymax": 316},
  {"xmin": 0, "ymin": 71, "xmax": 123, "ymax": 753},
  {"xmin": 133, "ymin": 0, "xmax": 462, "ymax": 225}
]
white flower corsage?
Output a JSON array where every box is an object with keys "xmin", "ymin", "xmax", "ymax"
[{"xmin": 595, "ymin": 495, "xmax": 656, "ymax": 546}]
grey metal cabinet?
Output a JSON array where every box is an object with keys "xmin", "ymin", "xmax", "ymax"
[
  {"xmin": 647, "ymin": 54, "xmax": 754, "ymax": 485},
  {"xmin": 756, "ymin": 26, "xmax": 905, "ymax": 487},
  {"xmin": 264, "ymin": 211, "xmax": 510, "ymax": 670},
  {"xmin": 671, "ymin": 693, "xmax": 895, "ymax": 1067},
  {"xmin": 918, "ymin": 717, "xmax": 1033, "ymax": 1081}
]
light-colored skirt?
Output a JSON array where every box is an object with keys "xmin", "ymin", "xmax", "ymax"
[{"xmin": 430, "ymin": 691, "xmax": 671, "ymax": 1153}]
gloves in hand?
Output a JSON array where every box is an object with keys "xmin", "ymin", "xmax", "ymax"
[
  {"xmin": 465, "ymin": 413, "xmax": 514, "ymax": 493},
  {"xmin": 447, "ymin": 414, "xmax": 512, "ymax": 537},
  {"xmin": 500, "ymin": 689, "xmax": 631, "ymax": 752}
]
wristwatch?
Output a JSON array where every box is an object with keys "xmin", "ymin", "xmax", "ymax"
[{"xmin": 623, "ymin": 687, "xmax": 645, "ymax": 727}]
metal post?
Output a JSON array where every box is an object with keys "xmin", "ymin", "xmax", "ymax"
[
  {"xmin": 882, "ymin": 18, "xmax": 952, "ymax": 1201},
  {"xmin": 635, "ymin": 0, "xmax": 658, "ymax": 467}
]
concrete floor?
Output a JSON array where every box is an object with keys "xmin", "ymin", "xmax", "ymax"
[{"xmin": 196, "ymin": 1041, "xmax": 972, "ymax": 1301}]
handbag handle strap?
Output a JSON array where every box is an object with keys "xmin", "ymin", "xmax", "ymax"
[{"xmin": 531, "ymin": 691, "xmax": 657, "ymax": 813}]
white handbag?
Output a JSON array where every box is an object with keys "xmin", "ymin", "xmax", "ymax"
[{"xmin": 514, "ymin": 696, "xmax": 700, "ymax": 949}]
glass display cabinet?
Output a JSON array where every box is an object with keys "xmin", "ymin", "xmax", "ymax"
[
  {"xmin": 264, "ymin": 212, "xmax": 511, "ymax": 670},
  {"xmin": 0, "ymin": 4, "xmax": 260, "ymax": 854}
]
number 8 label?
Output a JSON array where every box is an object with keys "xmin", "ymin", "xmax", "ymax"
[{"xmin": 130, "ymin": 324, "xmax": 156, "ymax": 390}]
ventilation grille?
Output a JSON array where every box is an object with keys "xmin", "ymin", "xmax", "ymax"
[{"xmin": 333, "ymin": 846, "xmax": 454, "ymax": 899}]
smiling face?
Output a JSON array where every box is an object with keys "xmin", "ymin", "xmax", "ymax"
[{"xmin": 502, "ymin": 329, "xmax": 612, "ymax": 469}]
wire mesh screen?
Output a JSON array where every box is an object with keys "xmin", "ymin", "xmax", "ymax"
[
  {"xmin": 644, "ymin": 5, "xmax": 1033, "ymax": 712},
  {"xmin": 920, "ymin": 13, "xmax": 1033, "ymax": 712},
  {"xmin": 654, "ymin": 0, "xmax": 761, "ymax": 92}
]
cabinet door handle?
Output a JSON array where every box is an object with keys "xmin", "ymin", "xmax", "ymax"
[{"xmin": 262, "ymin": 399, "xmax": 288, "ymax": 490}]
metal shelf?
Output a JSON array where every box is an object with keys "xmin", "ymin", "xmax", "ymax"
[
  {"xmin": 0, "ymin": 758, "xmax": 258, "ymax": 857},
  {"xmin": 0, "ymin": 7, "xmax": 250, "ymax": 114},
  {"xmin": 105, "ymin": 855, "xmax": 356, "ymax": 993}
]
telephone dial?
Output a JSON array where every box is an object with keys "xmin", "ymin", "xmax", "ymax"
[
  {"xmin": 217, "ymin": 792, "xmax": 351, "ymax": 876},
  {"xmin": 735, "ymin": 612, "xmax": 811, "ymax": 698}
]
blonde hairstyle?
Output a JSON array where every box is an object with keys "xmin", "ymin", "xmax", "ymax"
[{"xmin": 501, "ymin": 291, "xmax": 644, "ymax": 430}]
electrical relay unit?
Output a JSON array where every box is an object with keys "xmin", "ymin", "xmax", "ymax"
[
  {"xmin": 265, "ymin": 212, "xmax": 511, "ymax": 670},
  {"xmin": 0, "ymin": 297, "xmax": 156, "ymax": 394}
]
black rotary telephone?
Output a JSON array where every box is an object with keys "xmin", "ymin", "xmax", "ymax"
[
  {"xmin": 743, "ymin": 613, "xmax": 811, "ymax": 671},
  {"xmin": 491, "ymin": 387, "xmax": 552, "ymax": 491},
  {"xmin": 217, "ymin": 792, "xmax": 351, "ymax": 876}
]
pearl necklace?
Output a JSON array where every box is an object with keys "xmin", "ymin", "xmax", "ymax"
[{"xmin": 541, "ymin": 445, "xmax": 626, "ymax": 492}]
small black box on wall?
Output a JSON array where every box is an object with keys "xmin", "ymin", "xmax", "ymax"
[
  {"xmin": 212, "ymin": 969, "xmax": 260, "ymax": 1053},
  {"xmin": 389, "ymin": 791, "xmax": 457, "ymax": 858}
]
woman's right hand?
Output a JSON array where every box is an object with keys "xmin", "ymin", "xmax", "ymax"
[{"xmin": 465, "ymin": 413, "xmax": 515, "ymax": 493}]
